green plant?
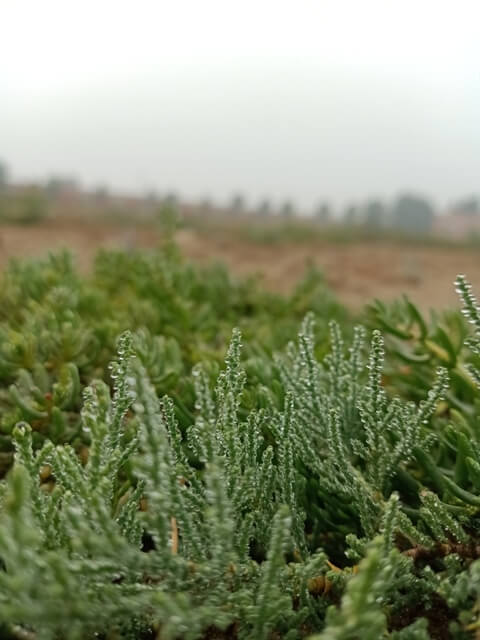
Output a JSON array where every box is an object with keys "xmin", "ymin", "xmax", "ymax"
[
  {"xmin": 7, "ymin": 237, "xmax": 480, "ymax": 639},
  {"xmin": 0, "ymin": 247, "xmax": 347, "ymax": 466},
  {"xmin": 0, "ymin": 187, "xmax": 49, "ymax": 224},
  {"xmin": 3, "ymin": 273, "xmax": 480, "ymax": 638}
]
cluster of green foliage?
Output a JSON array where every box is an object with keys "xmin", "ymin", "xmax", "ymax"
[
  {"xmin": 0, "ymin": 187, "xmax": 49, "ymax": 224},
  {"xmin": 366, "ymin": 289, "xmax": 480, "ymax": 409},
  {"xmin": 3, "ymin": 245, "xmax": 480, "ymax": 639},
  {"xmin": 0, "ymin": 247, "xmax": 345, "ymax": 471},
  {"xmin": 194, "ymin": 216, "xmax": 479, "ymax": 250}
]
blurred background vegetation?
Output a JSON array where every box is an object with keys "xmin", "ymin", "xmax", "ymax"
[{"xmin": 2, "ymin": 157, "xmax": 479, "ymax": 238}]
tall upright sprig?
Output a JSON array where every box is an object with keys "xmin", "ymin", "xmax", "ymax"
[{"xmin": 456, "ymin": 274, "xmax": 480, "ymax": 386}]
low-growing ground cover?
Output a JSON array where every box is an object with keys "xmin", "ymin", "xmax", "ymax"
[
  {"xmin": 2, "ymin": 217, "xmax": 480, "ymax": 309},
  {"xmin": 0, "ymin": 245, "xmax": 345, "ymax": 469},
  {"xmin": 1, "ymin": 247, "xmax": 480, "ymax": 639}
]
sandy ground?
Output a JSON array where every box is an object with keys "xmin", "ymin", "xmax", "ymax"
[{"xmin": 0, "ymin": 219, "xmax": 479, "ymax": 311}]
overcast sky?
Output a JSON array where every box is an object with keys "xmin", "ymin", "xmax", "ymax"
[{"xmin": 2, "ymin": 0, "xmax": 479, "ymax": 211}]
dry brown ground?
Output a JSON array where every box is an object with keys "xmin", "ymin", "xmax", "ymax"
[{"xmin": 0, "ymin": 218, "xmax": 479, "ymax": 311}]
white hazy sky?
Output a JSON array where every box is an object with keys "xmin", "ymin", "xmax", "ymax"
[{"xmin": 1, "ymin": 0, "xmax": 480, "ymax": 210}]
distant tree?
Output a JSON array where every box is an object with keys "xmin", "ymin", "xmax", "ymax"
[
  {"xmin": 198, "ymin": 197, "xmax": 212, "ymax": 213},
  {"xmin": 145, "ymin": 190, "xmax": 159, "ymax": 206},
  {"xmin": 46, "ymin": 176, "xmax": 79, "ymax": 197},
  {"xmin": 0, "ymin": 160, "xmax": 9, "ymax": 191},
  {"xmin": 392, "ymin": 193, "xmax": 434, "ymax": 234},
  {"xmin": 279, "ymin": 200, "xmax": 295, "ymax": 218},
  {"xmin": 157, "ymin": 202, "xmax": 179, "ymax": 227},
  {"xmin": 343, "ymin": 204, "xmax": 358, "ymax": 226},
  {"xmin": 315, "ymin": 202, "xmax": 331, "ymax": 224},
  {"xmin": 452, "ymin": 196, "xmax": 479, "ymax": 216},
  {"xmin": 93, "ymin": 186, "xmax": 109, "ymax": 203},
  {"xmin": 9, "ymin": 187, "xmax": 49, "ymax": 224},
  {"xmin": 230, "ymin": 193, "xmax": 245, "ymax": 214},
  {"xmin": 256, "ymin": 199, "xmax": 271, "ymax": 217},
  {"xmin": 364, "ymin": 200, "xmax": 386, "ymax": 229},
  {"xmin": 163, "ymin": 191, "xmax": 179, "ymax": 208}
]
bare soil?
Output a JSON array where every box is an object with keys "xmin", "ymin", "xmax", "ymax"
[{"xmin": 0, "ymin": 219, "xmax": 479, "ymax": 312}]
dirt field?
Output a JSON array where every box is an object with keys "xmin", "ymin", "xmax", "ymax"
[{"xmin": 0, "ymin": 218, "xmax": 479, "ymax": 312}]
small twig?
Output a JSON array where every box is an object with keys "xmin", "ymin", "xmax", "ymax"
[
  {"xmin": 404, "ymin": 542, "xmax": 480, "ymax": 562},
  {"xmin": 171, "ymin": 517, "xmax": 178, "ymax": 555}
]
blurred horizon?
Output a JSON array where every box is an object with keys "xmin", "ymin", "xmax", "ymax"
[{"xmin": 2, "ymin": 0, "xmax": 479, "ymax": 210}]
